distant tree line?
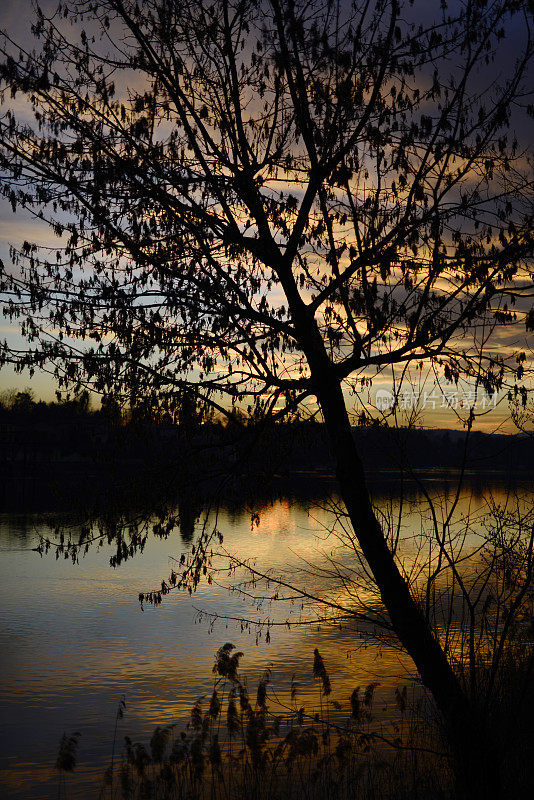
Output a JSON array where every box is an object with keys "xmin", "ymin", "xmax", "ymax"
[{"xmin": 1, "ymin": 388, "xmax": 532, "ymax": 477}]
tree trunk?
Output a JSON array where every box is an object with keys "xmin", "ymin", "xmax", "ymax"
[
  {"xmin": 295, "ymin": 323, "xmax": 501, "ymax": 797},
  {"xmin": 277, "ymin": 269, "xmax": 503, "ymax": 796},
  {"xmin": 314, "ymin": 372, "xmax": 502, "ymax": 798}
]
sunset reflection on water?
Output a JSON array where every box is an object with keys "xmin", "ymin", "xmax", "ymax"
[{"xmin": 0, "ymin": 475, "xmax": 530, "ymax": 799}]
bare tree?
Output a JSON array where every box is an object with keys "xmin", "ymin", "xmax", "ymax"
[{"xmin": 1, "ymin": 1, "xmax": 533, "ymax": 796}]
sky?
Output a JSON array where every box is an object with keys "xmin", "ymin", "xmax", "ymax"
[{"xmin": 0, "ymin": 0, "xmax": 532, "ymax": 432}]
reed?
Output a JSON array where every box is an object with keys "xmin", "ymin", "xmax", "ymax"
[
  {"xmin": 55, "ymin": 641, "xmax": 534, "ymax": 799},
  {"xmin": 88, "ymin": 645, "xmax": 450, "ymax": 800}
]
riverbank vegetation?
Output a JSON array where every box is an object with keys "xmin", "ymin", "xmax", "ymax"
[{"xmin": 54, "ymin": 640, "xmax": 534, "ymax": 800}]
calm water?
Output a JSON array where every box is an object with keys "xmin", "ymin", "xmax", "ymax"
[{"xmin": 0, "ymin": 473, "xmax": 531, "ymax": 799}]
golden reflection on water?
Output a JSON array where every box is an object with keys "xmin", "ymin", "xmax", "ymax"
[{"xmin": 0, "ymin": 476, "xmax": 531, "ymax": 798}]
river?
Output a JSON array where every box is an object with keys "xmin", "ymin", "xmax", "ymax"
[{"xmin": 0, "ymin": 471, "xmax": 531, "ymax": 799}]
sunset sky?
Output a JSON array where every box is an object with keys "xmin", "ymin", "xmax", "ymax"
[{"xmin": 0, "ymin": 0, "xmax": 531, "ymax": 432}]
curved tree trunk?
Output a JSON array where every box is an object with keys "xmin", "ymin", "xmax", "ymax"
[
  {"xmin": 316, "ymin": 375, "xmax": 501, "ymax": 800},
  {"xmin": 292, "ymin": 312, "xmax": 502, "ymax": 799}
]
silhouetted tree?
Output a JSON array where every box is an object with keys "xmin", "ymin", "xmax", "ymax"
[
  {"xmin": 100, "ymin": 392, "xmax": 123, "ymax": 423},
  {"xmin": 12, "ymin": 390, "xmax": 35, "ymax": 414},
  {"xmin": 0, "ymin": 1, "xmax": 533, "ymax": 796}
]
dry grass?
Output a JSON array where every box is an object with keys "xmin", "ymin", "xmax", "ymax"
[
  {"xmin": 54, "ymin": 642, "xmax": 534, "ymax": 799},
  {"xmin": 82, "ymin": 644, "xmax": 452, "ymax": 800}
]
